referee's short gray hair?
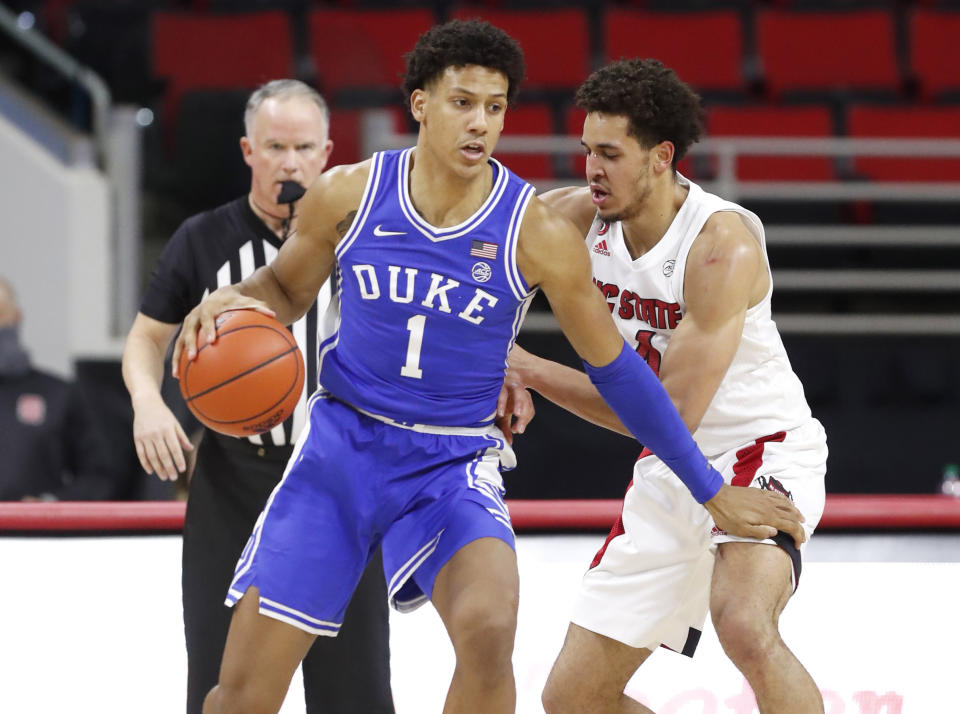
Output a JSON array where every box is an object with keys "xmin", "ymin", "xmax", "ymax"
[{"xmin": 244, "ymin": 80, "xmax": 330, "ymax": 139}]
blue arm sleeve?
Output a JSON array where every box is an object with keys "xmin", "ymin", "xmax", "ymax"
[{"xmin": 584, "ymin": 341, "xmax": 723, "ymax": 504}]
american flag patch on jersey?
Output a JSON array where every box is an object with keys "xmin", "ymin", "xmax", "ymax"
[{"xmin": 470, "ymin": 240, "xmax": 498, "ymax": 259}]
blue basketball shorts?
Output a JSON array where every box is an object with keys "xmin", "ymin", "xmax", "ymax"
[{"xmin": 225, "ymin": 394, "xmax": 516, "ymax": 636}]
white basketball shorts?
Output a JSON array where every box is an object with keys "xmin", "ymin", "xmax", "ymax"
[{"xmin": 572, "ymin": 418, "xmax": 827, "ymax": 655}]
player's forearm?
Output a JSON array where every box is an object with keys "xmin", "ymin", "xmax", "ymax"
[
  {"xmin": 520, "ymin": 353, "xmax": 631, "ymax": 436},
  {"xmin": 528, "ymin": 348, "xmax": 709, "ymax": 439},
  {"xmin": 658, "ymin": 345, "xmax": 733, "ymax": 435},
  {"xmin": 584, "ymin": 341, "xmax": 723, "ymax": 503},
  {"xmin": 234, "ymin": 265, "xmax": 313, "ymax": 326}
]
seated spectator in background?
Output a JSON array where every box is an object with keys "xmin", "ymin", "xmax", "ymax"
[{"xmin": 0, "ymin": 276, "xmax": 116, "ymax": 501}]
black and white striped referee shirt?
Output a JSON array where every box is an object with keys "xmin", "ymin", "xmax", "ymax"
[{"xmin": 140, "ymin": 196, "xmax": 330, "ymax": 447}]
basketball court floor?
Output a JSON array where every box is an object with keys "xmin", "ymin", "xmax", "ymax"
[{"xmin": 2, "ymin": 528, "xmax": 956, "ymax": 713}]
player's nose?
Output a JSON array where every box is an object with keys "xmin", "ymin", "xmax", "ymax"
[
  {"xmin": 467, "ymin": 105, "xmax": 487, "ymax": 133},
  {"xmin": 585, "ymin": 153, "xmax": 604, "ymax": 179}
]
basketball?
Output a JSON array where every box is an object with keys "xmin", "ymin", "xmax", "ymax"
[{"xmin": 178, "ymin": 309, "xmax": 305, "ymax": 437}]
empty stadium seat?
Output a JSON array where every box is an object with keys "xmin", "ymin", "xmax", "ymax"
[
  {"xmin": 328, "ymin": 106, "xmax": 409, "ymax": 168},
  {"xmin": 707, "ymin": 105, "xmax": 836, "ymax": 181},
  {"xmin": 766, "ymin": 0, "xmax": 892, "ymax": 7},
  {"xmin": 564, "ymin": 106, "xmax": 588, "ymax": 179},
  {"xmin": 60, "ymin": 1, "xmax": 158, "ymax": 105},
  {"xmin": 909, "ymin": 10, "xmax": 960, "ymax": 99},
  {"xmin": 152, "ymin": 12, "xmax": 294, "ymax": 126},
  {"xmin": 451, "ymin": 7, "xmax": 590, "ymax": 89},
  {"xmin": 756, "ymin": 10, "xmax": 901, "ymax": 97},
  {"xmin": 847, "ymin": 105, "xmax": 960, "ymax": 181},
  {"xmin": 172, "ymin": 88, "xmax": 252, "ymax": 213},
  {"xmin": 603, "ymin": 10, "xmax": 746, "ymax": 94},
  {"xmin": 308, "ymin": 9, "xmax": 434, "ymax": 101}
]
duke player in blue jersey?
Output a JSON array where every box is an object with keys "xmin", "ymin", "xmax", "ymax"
[{"xmin": 173, "ymin": 20, "xmax": 804, "ymax": 714}]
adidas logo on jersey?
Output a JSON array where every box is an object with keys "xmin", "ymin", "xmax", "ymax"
[{"xmin": 593, "ymin": 240, "xmax": 611, "ymax": 256}]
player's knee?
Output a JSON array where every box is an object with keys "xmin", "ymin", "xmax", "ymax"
[
  {"xmin": 449, "ymin": 599, "xmax": 518, "ymax": 668},
  {"xmin": 541, "ymin": 672, "xmax": 579, "ymax": 714},
  {"xmin": 712, "ymin": 605, "xmax": 779, "ymax": 671}
]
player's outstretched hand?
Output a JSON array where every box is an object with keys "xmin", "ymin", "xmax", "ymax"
[
  {"xmin": 704, "ymin": 484, "xmax": 806, "ymax": 549},
  {"xmin": 496, "ymin": 376, "xmax": 535, "ymax": 446},
  {"xmin": 131, "ymin": 392, "xmax": 193, "ymax": 480},
  {"xmin": 172, "ymin": 286, "xmax": 275, "ymax": 378}
]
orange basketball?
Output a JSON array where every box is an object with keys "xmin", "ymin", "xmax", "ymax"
[{"xmin": 178, "ymin": 309, "xmax": 305, "ymax": 437}]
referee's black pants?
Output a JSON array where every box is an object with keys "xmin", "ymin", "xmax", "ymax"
[{"xmin": 182, "ymin": 433, "xmax": 394, "ymax": 714}]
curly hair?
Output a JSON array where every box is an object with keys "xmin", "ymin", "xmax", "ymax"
[
  {"xmin": 402, "ymin": 19, "xmax": 526, "ymax": 105},
  {"xmin": 575, "ymin": 59, "xmax": 704, "ymax": 165}
]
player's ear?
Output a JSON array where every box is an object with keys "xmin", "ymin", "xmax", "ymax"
[
  {"xmin": 410, "ymin": 89, "xmax": 427, "ymax": 123},
  {"xmin": 652, "ymin": 141, "xmax": 674, "ymax": 175},
  {"xmin": 320, "ymin": 139, "xmax": 334, "ymax": 171},
  {"xmin": 240, "ymin": 136, "xmax": 254, "ymax": 167}
]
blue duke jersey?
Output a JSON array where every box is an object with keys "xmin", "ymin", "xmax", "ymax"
[{"xmin": 318, "ymin": 148, "xmax": 537, "ymax": 427}]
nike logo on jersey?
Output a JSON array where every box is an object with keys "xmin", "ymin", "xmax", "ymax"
[{"xmin": 373, "ymin": 225, "xmax": 407, "ymax": 236}]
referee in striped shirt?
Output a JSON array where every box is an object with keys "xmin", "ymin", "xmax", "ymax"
[{"xmin": 122, "ymin": 80, "xmax": 393, "ymax": 714}]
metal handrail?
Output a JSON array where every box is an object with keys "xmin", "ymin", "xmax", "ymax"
[
  {"xmin": 0, "ymin": 3, "xmax": 111, "ymax": 166},
  {"xmin": 378, "ymin": 132, "xmax": 960, "ymax": 157},
  {"xmin": 766, "ymin": 226, "xmax": 960, "ymax": 247},
  {"xmin": 376, "ymin": 131, "xmax": 960, "ymax": 202},
  {"xmin": 520, "ymin": 311, "xmax": 960, "ymax": 337},
  {"xmin": 373, "ymin": 120, "xmax": 960, "ymax": 336},
  {"xmin": 775, "ymin": 270, "xmax": 960, "ymax": 291}
]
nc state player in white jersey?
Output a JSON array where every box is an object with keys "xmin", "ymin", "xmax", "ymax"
[{"xmin": 508, "ymin": 59, "xmax": 827, "ymax": 713}]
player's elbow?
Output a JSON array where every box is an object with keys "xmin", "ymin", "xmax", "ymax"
[
  {"xmin": 672, "ymin": 399, "xmax": 702, "ymax": 434},
  {"xmin": 658, "ymin": 380, "xmax": 704, "ymax": 434}
]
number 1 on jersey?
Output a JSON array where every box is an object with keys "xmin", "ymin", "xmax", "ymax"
[{"xmin": 401, "ymin": 314, "xmax": 426, "ymax": 379}]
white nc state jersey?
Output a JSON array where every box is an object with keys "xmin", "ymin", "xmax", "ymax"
[{"xmin": 587, "ymin": 174, "xmax": 813, "ymax": 457}]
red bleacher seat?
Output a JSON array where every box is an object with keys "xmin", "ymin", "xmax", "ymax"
[
  {"xmin": 565, "ymin": 106, "xmax": 587, "ymax": 179},
  {"xmin": 707, "ymin": 105, "xmax": 835, "ymax": 181},
  {"xmin": 495, "ymin": 103, "xmax": 555, "ymax": 179},
  {"xmin": 847, "ymin": 105, "xmax": 960, "ymax": 181},
  {"xmin": 756, "ymin": 10, "xmax": 900, "ymax": 97},
  {"xmin": 328, "ymin": 107, "xmax": 408, "ymax": 168},
  {"xmin": 41, "ymin": 0, "xmax": 76, "ymax": 43},
  {"xmin": 603, "ymin": 10, "xmax": 745, "ymax": 93},
  {"xmin": 909, "ymin": 10, "xmax": 960, "ymax": 99},
  {"xmin": 451, "ymin": 7, "xmax": 590, "ymax": 88},
  {"xmin": 309, "ymin": 9, "xmax": 435, "ymax": 95},
  {"xmin": 152, "ymin": 12, "xmax": 293, "ymax": 121}
]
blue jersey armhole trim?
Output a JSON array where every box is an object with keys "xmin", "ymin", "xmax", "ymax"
[
  {"xmin": 335, "ymin": 151, "xmax": 386, "ymax": 260},
  {"xmin": 504, "ymin": 183, "xmax": 535, "ymax": 300}
]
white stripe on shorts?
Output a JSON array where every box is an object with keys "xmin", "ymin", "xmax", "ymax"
[{"xmin": 387, "ymin": 529, "xmax": 444, "ymax": 602}]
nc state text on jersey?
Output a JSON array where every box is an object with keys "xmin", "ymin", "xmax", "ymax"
[{"xmin": 593, "ymin": 278, "xmax": 682, "ymax": 330}]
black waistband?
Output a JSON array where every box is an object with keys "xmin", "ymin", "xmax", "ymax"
[{"xmin": 206, "ymin": 431, "xmax": 295, "ymax": 460}]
